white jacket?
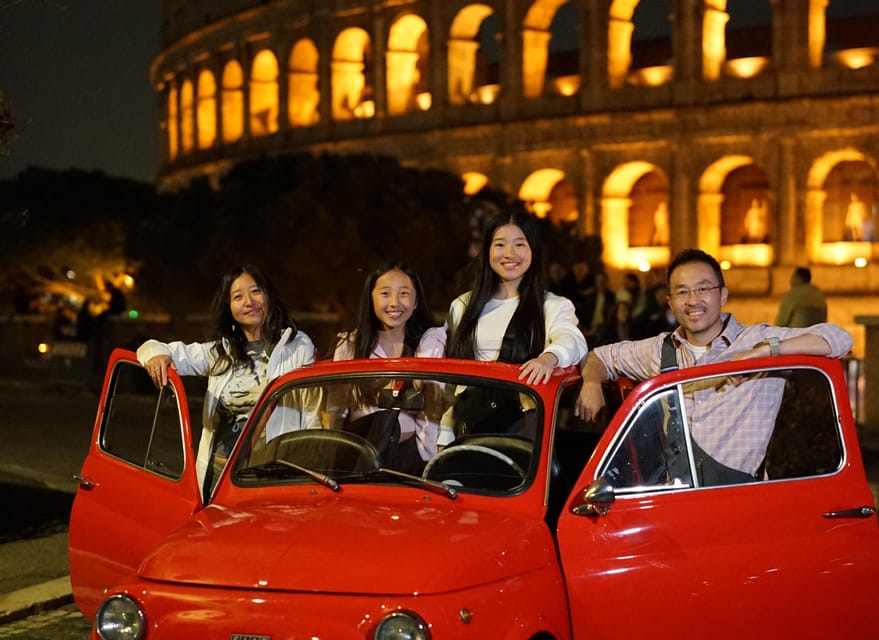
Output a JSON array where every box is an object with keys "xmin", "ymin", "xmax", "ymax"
[
  {"xmin": 447, "ymin": 291, "xmax": 588, "ymax": 367},
  {"xmin": 136, "ymin": 327, "xmax": 315, "ymax": 491}
]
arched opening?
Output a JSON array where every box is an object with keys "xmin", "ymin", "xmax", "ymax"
[
  {"xmin": 180, "ymin": 79, "xmax": 194, "ymax": 154},
  {"xmin": 332, "ymin": 27, "xmax": 373, "ymax": 121},
  {"xmin": 222, "ymin": 60, "xmax": 245, "ymax": 143},
  {"xmin": 806, "ymin": 150, "xmax": 878, "ymax": 265},
  {"xmin": 723, "ymin": 2, "xmax": 772, "ymax": 79},
  {"xmin": 601, "ymin": 161, "xmax": 670, "ymax": 270},
  {"xmin": 288, "ymin": 38, "xmax": 320, "ymax": 127},
  {"xmin": 698, "ymin": 155, "xmax": 773, "ymax": 267},
  {"xmin": 522, "ymin": 1, "xmax": 581, "ymax": 98},
  {"xmin": 824, "ymin": 1, "xmax": 879, "ymax": 70},
  {"xmin": 387, "ymin": 14, "xmax": 430, "ymax": 115},
  {"xmin": 449, "ymin": 5, "xmax": 499, "ymax": 105},
  {"xmin": 196, "ymin": 69, "xmax": 217, "ymax": 150},
  {"xmin": 519, "ymin": 169, "xmax": 579, "ymax": 226},
  {"xmin": 166, "ymin": 83, "xmax": 178, "ymax": 161},
  {"xmin": 608, "ymin": 0, "xmax": 673, "ymax": 88},
  {"xmin": 629, "ymin": 170, "xmax": 670, "ymax": 247},
  {"xmin": 250, "ymin": 49, "xmax": 280, "ymax": 136},
  {"xmin": 627, "ymin": 0, "xmax": 673, "ymax": 87}
]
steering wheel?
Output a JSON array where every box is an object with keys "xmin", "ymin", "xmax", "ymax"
[
  {"xmin": 422, "ymin": 444, "xmax": 527, "ymax": 491},
  {"xmin": 274, "ymin": 429, "xmax": 381, "ymax": 474}
]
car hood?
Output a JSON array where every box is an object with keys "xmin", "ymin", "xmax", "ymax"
[{"xmin": 138, "ymin": 491, "xmax": 556, "ymax": 595}]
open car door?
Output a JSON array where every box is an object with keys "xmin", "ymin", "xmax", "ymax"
[
  {"xmin": 557, "ymin": 357, "xmax": 879, "ymax": 638},
  {"xmin": 68, "ymin": 348, "xmax": 203, "ymax": 619}
]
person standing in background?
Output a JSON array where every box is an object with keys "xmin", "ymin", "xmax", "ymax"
[{"xmin": 775, "ymin": 267, "xmax": 827, "ymax": 328}]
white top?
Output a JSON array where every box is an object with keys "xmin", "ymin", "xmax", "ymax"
[
  {"xmin": 446, "ymin": 291, "xmax": 588, "ymax": 367},
  {"xmin": 137, "ymin": 327, "xmax": 316, "ymax": 493}
]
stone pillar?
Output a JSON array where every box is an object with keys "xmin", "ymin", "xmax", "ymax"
[
  {"xmin": 855, "ymin": 316, "xmax": 879, "ymax": 435},
  {"xmin": 777, "ymin": 137, "xmax": 799, "ymax": 265},
  {"xmin": 521, "ymin": 28, "xmax": 551, "ymax": 98},
  {"xmin": 578, "ymin": 148, "xmax": 596, "ymax": 237}
]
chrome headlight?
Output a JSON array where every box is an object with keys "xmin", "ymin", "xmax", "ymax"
[
  {"xmin": 95, "ymin": 594, "xmax": 145, "ymax": 640},
  {"xmin": 374, "ymin": 610, "xmax": 430, "ymax": 640}
]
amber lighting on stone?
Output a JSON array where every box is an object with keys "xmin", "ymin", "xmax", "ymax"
[
  {"xmin": 553, "ymin": 75, "xmax": 581, "ymax": 96},
  {"xmin": 834, "ymin": 48, "xmax": 877, "ymax": 70},
  {"xmin": 724, "ymin": 57, "xmax": 770, "ymax": 79}
]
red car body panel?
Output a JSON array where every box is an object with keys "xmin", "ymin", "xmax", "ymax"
[
  {"xmin": 139, "ymin": 493, "xmax": 558, "ymax": 595},
  {"xmin": 69, "ymin": 349, "xmax": 879, "ymax": 639}
]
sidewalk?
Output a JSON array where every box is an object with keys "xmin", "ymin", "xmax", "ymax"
[{"xmin": 0, "ymin": 533, "xmax": 72, "ymax": 625}]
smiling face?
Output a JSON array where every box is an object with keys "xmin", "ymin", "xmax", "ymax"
[
  {"xmin": 667, "ymin": 261, "xmax": 728, "ymax": 346},
  {"xmin": 371, "ymin": 269, "xmax": 417, "ymax": 332},
  {"xmin": 229, "ymin": 271, "xmax": 266, "ymax": 341},
  {"xmin": 489, "ymin": 223, "xmax": 533, "ymax": 291}
]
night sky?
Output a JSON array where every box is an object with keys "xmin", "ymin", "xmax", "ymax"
[
  {"xmin": 0, "ymin": 1, "xmax": 160, "ymax": 183},
  {"xmin": 0, "ymin": 1, "xmax": 870, "ymax": 186}
]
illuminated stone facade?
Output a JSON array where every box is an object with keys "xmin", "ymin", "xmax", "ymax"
[{"xmin": 153, "ymin": 0, "xmax": 879, "ymax": 352}]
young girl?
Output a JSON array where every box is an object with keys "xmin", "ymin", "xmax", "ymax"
[
  {"xmin": 138, "ymin": 265, "xmax": 316, "ymax": 497},
  {"xmin": 443, "ymin": 205, "xmax": 588, "ymax": 444},
  {"xmin": 332, "ymin": 261, "xmax": 445, "ymax": 471}
]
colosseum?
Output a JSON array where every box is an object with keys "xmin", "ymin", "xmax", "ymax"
[{"xmin": 151, "ymin": 0, "xmax": 879, "ymax": 353}]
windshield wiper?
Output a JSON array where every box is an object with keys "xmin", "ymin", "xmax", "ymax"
[
  {"xmin": 370, "ymin": 467, "xmax": 457, "ymax": 500},
  {"xmin": 237, "ymin": 461, "xmax": 340, "ymax": 491}
]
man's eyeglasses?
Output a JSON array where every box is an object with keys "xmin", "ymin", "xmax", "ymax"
[{"xmin": 669, "ymin": 285, "xmax": 721, "ymax": 301}]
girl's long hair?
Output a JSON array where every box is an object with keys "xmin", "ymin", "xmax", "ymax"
[
  {"xmin": 447, "ymin": 204, "xmax": 547, "ymax": 363},
  {"xmin": 341, "ymin": 261, "xmax": 435, "ymax": 359},
  {"xmin": 210, "ymin": 264, "xmax": 296, "ymax": 374}
]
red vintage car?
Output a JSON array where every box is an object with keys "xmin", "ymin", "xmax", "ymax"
[{"xmin": 69, "ymin": 348, "xmax": 879, "ymax": 639}]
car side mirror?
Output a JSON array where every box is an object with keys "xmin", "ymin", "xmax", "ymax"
[{"xmin": 572, "ymin": 477, "xmax": 616, "ymax": 517}]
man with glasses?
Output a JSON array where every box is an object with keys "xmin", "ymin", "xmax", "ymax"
[{"xmin": 575, "ymin": 248, "xmax": 853, "ymax": 483}]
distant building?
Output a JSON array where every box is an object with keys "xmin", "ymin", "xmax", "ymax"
[{"xmin": 152, "ymin": 1, "xmax": 879, "ymax": 298}]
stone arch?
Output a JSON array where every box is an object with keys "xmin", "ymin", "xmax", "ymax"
[
  {"xmin": 387, "ymin": 13, "xmax": 430, "ymax": 115},
  {"xmin": 179, "ymin": 78, "xmax": 195, "ymax": 154},
  {"xmin": 166, "ymin": 83, "xmax": 178, "ymax": 160},
  {"xmin": 609, "ymin": 0, "xmax": 674, "ymax": 88},
  {"xmin": 722, "ymin": 1, "xmax": 772, "ymax": 79},
  {"xmin": 332, "ymin": 27, "xmax": 373, "ymax": 120},
  {"xmin": 250, "ymin": 49, "xmax": 280, "ymax": 136},
  {"xmin": 600, "ymin": 161, "xmax": 669, "ymax": 269},
  {"xmin": 698, "ymin": 155, "xmax": 774, "ymax": 267},
  {"xmin": 196, "ymin": 69, "xmax": 217, "ymax": 150},
  {"xmin": 824, "ymin": 1, "xmax": 879, "ymax": 70},
  {"xmin": 807, "ymin": 149, "xmax": 879, "ymax": 264},
  {"xmin": 449, "ymin": 4, "xmax": 496, "ymax": 105},
  {"xmin": 522, "ymin": 0, "xmax": 580, "ymax": 98},
  {"xmin": 221, "ymin": 60, "xmax": 245, "ymax": 143},
  {"xmin": 288, "ymin": 38, "xmax": 320, "ymax": 127},
  {"xmin": 519, "ymin": 168, "xmax": 579, "ymax": 225}
]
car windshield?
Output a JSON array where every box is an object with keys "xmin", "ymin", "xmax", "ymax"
[{"xmin": 230, "ymin": 372, "xmax": 542, "ymax": 495}]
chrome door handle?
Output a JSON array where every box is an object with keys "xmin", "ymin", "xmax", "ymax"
[{"xmin": 73, "ymin": 474, "xmax": 95, "ymax": 489}]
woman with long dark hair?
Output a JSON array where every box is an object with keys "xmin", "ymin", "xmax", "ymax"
[
  {"xmin": 332, "ymin": 261, "xmax": 445, "ymax": 471},
  {"xmin": 443, "ymin": 204, "xmax": 587, "ymax": 445},
  {"xmin": 138, "ymin": 264, "xmax": 316, "ymax": 496}
]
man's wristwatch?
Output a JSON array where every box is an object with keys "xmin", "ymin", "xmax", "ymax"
[{"xmin": 764, "ymin": 336, "xmax": 780, "ymax": 357}]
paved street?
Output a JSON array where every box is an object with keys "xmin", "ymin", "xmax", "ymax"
[{"xmin": 0, "ymin": 603, "xmax": 91, "ymax": 639}]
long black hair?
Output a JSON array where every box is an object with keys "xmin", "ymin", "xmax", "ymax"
[
  {"xmin": 210, "ymin": 264, "xmax": 297, "ymax": 374},
  {"xmin": 447, "ymin": 204, "xmax": 547, "ymax": 363},
  {"xmin": 340, "ymin": 261, "xmax": 435, "ymax": 359}
]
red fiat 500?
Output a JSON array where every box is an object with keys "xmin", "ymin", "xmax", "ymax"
[{"xmin": 69, "ymin": 349, "xmax": 879, "ymax": 639}]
